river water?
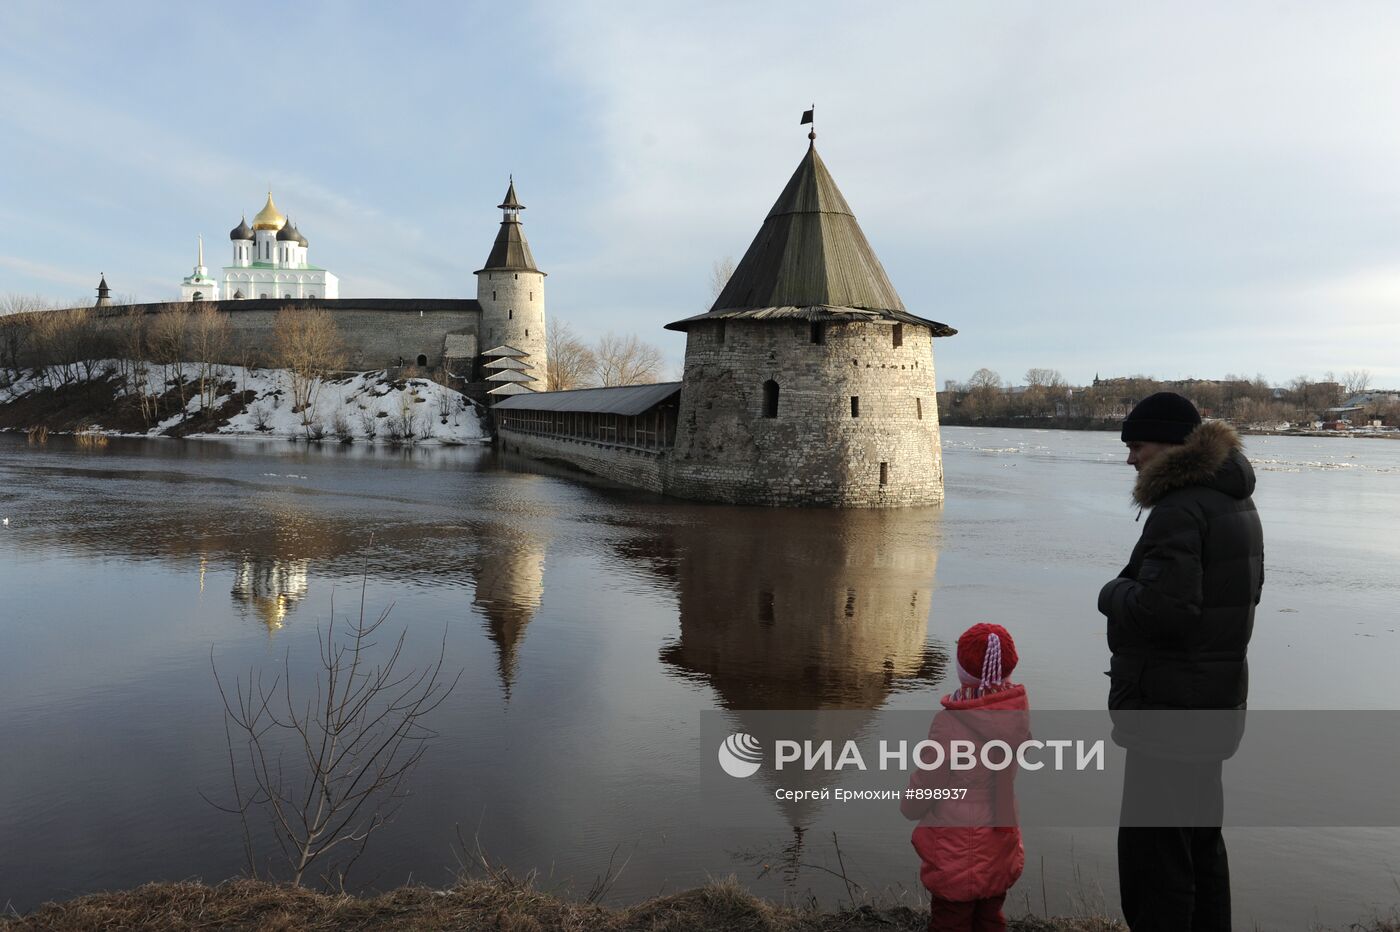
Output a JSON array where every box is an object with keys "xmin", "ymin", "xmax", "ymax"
[{"xmin": 0, "ymin": 427, "xmax": 1396, "ymax": 928}]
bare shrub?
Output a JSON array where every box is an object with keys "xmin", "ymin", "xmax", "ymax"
[
  {"xmin": 250, "ymin": 404, "xmax": 273, "ymax": 432},
  {"xmin": 305, "ymin": 419, "xmax": 326, "ymax": 442},
  {"xmin": 356, "ymin": 409, "xmax": 379, "ymax": 439},
  {"xmin": 332, "ymin": 412, "xmax": 354, "ymax": 443},
  {"xmin": 207, "ymin": 585, "xmax": 458, "ymax": 887}
]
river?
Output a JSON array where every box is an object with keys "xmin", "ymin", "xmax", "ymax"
[{"xmin": 0, "ymin": 427, "xmax": 1395, "ymax": 928}]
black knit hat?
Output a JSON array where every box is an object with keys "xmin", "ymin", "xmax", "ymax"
[{"xmin": 1121, "ymin": 392, "xmax": 1201, "ymax": 444}]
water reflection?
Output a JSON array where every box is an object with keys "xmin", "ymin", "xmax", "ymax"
[
  {"xmin": 465, "ymin": 525, "xmax": 548, "ymax": 695},
  {"xmin": 654, "ymin": 507, "xmax": 946, "ymax": 708},
  {"xmin": 231, "ymin": 556, "xmax": 310, "ymax": 631},
  {"xmin": 647, "ymin": 507, "xmax": 950, "ymax": 828}
]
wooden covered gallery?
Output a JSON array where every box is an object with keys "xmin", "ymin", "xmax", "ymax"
[{"xmin": 493, "ymin": 382, "xmax": 682, "ymax": 450}]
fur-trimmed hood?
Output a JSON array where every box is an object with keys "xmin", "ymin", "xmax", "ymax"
[{"xmin": 1132, "ymin": 420, "xmax": 1254, "ymax": 508}]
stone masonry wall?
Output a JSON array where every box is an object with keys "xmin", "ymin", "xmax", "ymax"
[
  {"xmin": 498, "ymin": 428, "xmax": 666, "ymax": 494},
  {"xmin": 83, "ymin": 300, "xmax": 480, "ymax": 370},
  {"xmin": 665, "ymin": 318, "xmax": 945, "ymax": 507},
  {"xmin": 477, "ymin": 270, "xmax": 547, "ymax": 376}
]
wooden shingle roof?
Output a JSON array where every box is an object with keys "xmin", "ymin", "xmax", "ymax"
[{"xmin": 667, "ymin": 142, "xmax": 954, "ymax": 336}]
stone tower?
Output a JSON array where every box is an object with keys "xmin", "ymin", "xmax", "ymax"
[
  {"xmin": 475, "ymin": 179, "xmax": 547, "ymax": 383},
  {"xmin": 663, "ymin": 139, "xmax": 956, "ymax": 507}
]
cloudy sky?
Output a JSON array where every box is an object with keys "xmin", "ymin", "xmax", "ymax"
[{"xmin": 2, "ymin": 1, "xmax": 1399, "ymax": 387}]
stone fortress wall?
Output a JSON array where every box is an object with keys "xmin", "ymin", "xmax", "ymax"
[
  {"xmin": 86, "ymin": 298, "xmax": 481, "ymax": 372},
  {"xmin": 494, "ymin": 316, "xmax": 947, "ymax": 508},
  {"xmin": 499, "ymin": 430, "xmax": 667, "ymax": 494},
  {"xmin": 664, "ymin": 318, "xmax": 944, "ymax": 506}
]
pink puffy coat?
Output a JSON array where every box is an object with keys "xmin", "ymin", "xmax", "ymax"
[{"xmin": 899, "ymin": 683, "xmax": 1030, "ymax": 901}]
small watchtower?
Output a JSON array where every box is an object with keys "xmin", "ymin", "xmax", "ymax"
[
  {"xmin": 475, "ymin": 179, "xmax": 547, "ymax": 382},
  {"xmin": 664, "ymin": 134, "xmax": 956, "ymax": 506}
]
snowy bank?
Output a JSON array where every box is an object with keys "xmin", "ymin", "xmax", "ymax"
[{"xmin": 0, "ymin": 361, "xmax": 488, "ymax": 444}]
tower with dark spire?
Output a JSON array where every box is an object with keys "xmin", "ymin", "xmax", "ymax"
[
  {"xmin": 475, "ymin": 178, "xmax": 547, "ymax": 388},
  {"xmin": 662, "ymin": 136, "xmax": 956, "ymax": 506},
  {"xmin": 94, "ymin": 274, "xmax": 111, "ymax": 308}
]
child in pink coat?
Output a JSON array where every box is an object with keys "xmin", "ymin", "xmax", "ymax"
[{"xmin": 901, "ymin": 623, "xmax": 1030, "ymax": 932}]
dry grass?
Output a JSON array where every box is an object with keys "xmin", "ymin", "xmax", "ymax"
[
  {"xmin": 3, "ymin": 877, "xmax": 1125, "ymax": 932},
  {"xmin": 6, "ymin": 878, "xmax": 1396, "ymax": 931}
]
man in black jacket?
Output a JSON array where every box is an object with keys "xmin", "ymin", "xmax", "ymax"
[{"xmin": 1098, "ymin": 392, "xmax": 1264, "ymax": 932}]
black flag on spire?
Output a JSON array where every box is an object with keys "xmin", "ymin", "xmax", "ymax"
[{"xmin": 800, "ymin": 108, "xmax": 814, "ymax": 125}]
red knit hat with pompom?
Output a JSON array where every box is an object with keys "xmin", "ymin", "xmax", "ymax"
[{"xmin": 955, "ymin": 623, "xmax": 1019, "ymax": 689}]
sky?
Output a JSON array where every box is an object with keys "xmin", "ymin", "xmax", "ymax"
[{"xmin": 2, "ymin": 1, "xmax": 1399, "ymax": 387}]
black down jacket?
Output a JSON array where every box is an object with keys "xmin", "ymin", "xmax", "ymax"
[{"xmin": 1098, "ymin": 421, "xmax": 1264, "ymax": 727}]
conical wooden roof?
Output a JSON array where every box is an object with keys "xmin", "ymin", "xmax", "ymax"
[
  {"xmin": 666, "ymin": 142, "xmax": 954, "ymax": 336},
  {"xmin": 713, "ymin": 142, "xmax": 904, "ymax": 313}
]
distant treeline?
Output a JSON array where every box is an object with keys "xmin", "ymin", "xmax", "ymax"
[{"xmin": 936, "ymin": 368, "xmax": 1398, "ymax": 428}]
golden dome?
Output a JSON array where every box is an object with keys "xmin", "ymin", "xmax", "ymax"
[{"xmin": 251, "ymin": 191, "xmax": 285, "ymax": 231}]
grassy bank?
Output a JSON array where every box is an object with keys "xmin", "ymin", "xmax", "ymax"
[
  {"xmin": 2, "ymin": 877, "xmax": 1127, "ymax": 932},
  {"xmin": 7, "ymin": 878, "xmax": 1399, "ymax": 932}
]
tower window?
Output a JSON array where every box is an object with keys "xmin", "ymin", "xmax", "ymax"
[
  {"xmin": 493, "ymin": 291, "xmax": 496, "ymax": 300},
  {"xmin": 851, "ymin": 396, "xmax": 860, "ymax": 418},
  {"xmin": 717, "ymin": 321, "xmax": 726, "ymax": 343},
  {"xmin": 417, "ymin": 354, "xmax": 427, "ymax": 366},
  {"xmin": 529, "ymin": 291, "xmax": 533, "ymax": 300},
  {"xmin": 525, "ymin": 329, "xmax": 529, "ymax": 338},
  {"xmin": 893, "ymin": 323, "xmax": 903, "ymax": 348},
  {"xmin": 810, "ymin": 321, "xmax": 825, "ymax": 344},
  {"xmin": 762, "ymin": 380, "xmax": 779, "ymax": 418},
  {"xmin": 509, "ymin": 309, "xmax": 513, "ymax": 320},
  {"xmin": 879, "ymin": 462, "xmax": 889, "ymax": 486},
  {"xmin": 758, "ymin": 591, "xmax": 775, "ymax": 624},
  {"xmin": 514, "ymin": 273, "xmax": 518, "ymax": 280},
  {"xmin": 915, "ymin": 397, "xmax": 923, "ymax": 420}
]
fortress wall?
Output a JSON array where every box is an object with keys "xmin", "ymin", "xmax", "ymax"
[
  {"xmin": 497, "ymin": 428, "xmax": 667, "ymax": 494},
  {"xmin": 81, "ymin": 301, "xmax": 479, "ymax": 370},
  {"xmin": 218, "ymin": 309, "xmax": 479, "ymax": 370},
  {"xmin": 666, "ymin": 318, "xmax": 945, "ymax": 507}
]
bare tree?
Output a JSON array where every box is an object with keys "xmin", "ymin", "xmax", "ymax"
[
  {"xmin": 963, "ymin": 367, "xmax": 1004, "ymax": 418},
  {"xmin": 968, "ymin": 368, "xmax": 1002, "ymax": 392},
  {"xmin": 273, "ymin": 306, "xmax": 346, "ymax": 432},
  {"xmin": 545, "ymin": 318, "xmax": 596, "ymax": 391},
  {"xmin": 1343, "ymin": 369, "xmax": 1372, "ymax": 396},
  {"xmin": 1021, "ymin": 368, "xmax": 1065, "ymax": 416},
  {"xmin": 0, "ymin": 295, "xmax": 52, "ymax": 383},
  {"xmin": 1023, "ymin": 368, "xmax": 1064, "ymax": 389},
  {"xmin": 111, "ymin": 308, "xmax": 156, "ymax": 424},
  {"xmin": 149, "ymin": 303, "xmax": 192, "ymax": 412},
  {"xmin": 591, "ymin": 332, "xmax": 665, "ymax": 387},
  {"xmin": 190, "ymin": 305, "xmax": 232, "ymax": 411},
  {"xmin": 708, "ymin": 256, "xmax": 736, "ymax": 307},
  {"xmin": 31, "ymin": 306, "xmax": 101, "ymax": 387},
  {"xmin": 208, "ymin": 582, "xmax": 458, "ymax": 888}
]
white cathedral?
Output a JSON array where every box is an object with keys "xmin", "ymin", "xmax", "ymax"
[{"xmin": 179, "ymin": 192, "xmax": 339, "ymax": 301}]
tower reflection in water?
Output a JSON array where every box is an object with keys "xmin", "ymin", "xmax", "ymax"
[
  {"xmin": 465, "ymin": 522, "xmax": 548, "ymax": 697},
  {"xmin": 649, "ymin": 506, "xmax": 949, "ymax": 864},
  {"xmin": 231, "ymin": 557, "xmax": 311, "ymax": 631}
]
